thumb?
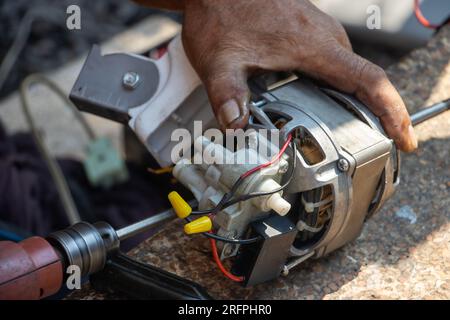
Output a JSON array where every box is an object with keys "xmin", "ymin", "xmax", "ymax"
[{"xmin": 203, "ymin": 62, "xmax": 250, "ymax": 130}]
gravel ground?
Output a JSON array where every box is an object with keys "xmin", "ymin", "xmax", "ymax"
[{"xmin": 68, "ymin": 25, "xmax": 450, "ymax": 300}]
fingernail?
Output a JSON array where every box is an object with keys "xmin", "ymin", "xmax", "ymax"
[
  {"xmin": 217, "ymin": 99, "xmax": 241, "ymax": 128},
  {"xmin": 408, "ymin": 124, "xmax": 418, "ymax": 150}
]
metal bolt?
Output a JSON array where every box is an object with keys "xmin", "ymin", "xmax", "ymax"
[
  {"xmin": 337, "ymin": 158, "xmax": 350, "ymax": 172},
  {"xmin": 122, "ymin": 71, "xmax": 140, "ymax": 89},
  {"xmin": 224, "ymin": 246, "xmax": 233, "ymax": 256},
  {"xmin": 251, "ymin": 100, "xmax": 267, "ymax": 108},
  {"xmin": 278, "ymin": 161, "xmax": 289, "ymax": 174}
]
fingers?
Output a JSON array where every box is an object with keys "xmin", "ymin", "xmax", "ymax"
[
  {"xmin": 201, "ymin": 60, "xmax": 250, "ymax": 130},
  {"xmin": 302, "ymin": 0, "xmax": 352, "ymax": 50},
  {"xmin": 355, "ymin": 62, "xmax": 418, "ymax": 152},
  {"xmin": 299, "ymin": 42, "xmax": 417, "ymax": 152},
  {"xmin": 323, "ymin": 17, "xmax": 353, "ymax": 50}
]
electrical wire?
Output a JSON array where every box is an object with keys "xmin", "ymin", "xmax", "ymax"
[
  {"xmin": 190, "ymin": 209, "xmax": 217, "ymax": 216},
  {"xmin": 0, "ymin": 11, "xmax": 35, "ymax": 92},
  {"xmin": 192, "ymin": 133, "xmax": 295, "ymax": 246},
  {"xmin": 240, "ymin": 133, "xmax": 293, "ymax": 179},
  {"xmin": 208, "ymin": 133, "xmax": 293, "ymax": 217},
  {"xmin": 19, "ymin": 74, "xmax": 96, "ymax": 224},
  {"xmin": 20, "ymin": 74, "xmax": 96, "ymax": 139},
  {"xmin": 209, "ymin": 237, "xmax": 244, "ymax": 282},
  {"xmin": 184, "ymin": 215, "xmax": 261, "ymax": 244},
  {"xmin": 191, "ymin": 130, "xmax": 296, "ymax": 279},
  {"xmin": 206, "ymin": 137, "xmax": 296, "ymax": 280},
  {"xmin": 0, "ymin": 229, "xmax": 24, "ymax": 242},
  {"xmin": 147, "ymin": 166, "xmax": 173, "ymax": 175},
  {"xmin": 192, "ymin": 135, "xmax": 297, "ymax": 215},
  {"xmin": 203, "ymin": 231, "xmax": 261, "ymax": 245},
  {"xmin": 413, "ymin": 0, "xmax": 445, "ymax": 30},
  {"xmin": 190, "ymin": 133, "xmax": 294, "ymax": 218},
  {"xmin": 0, "ymin": 7, "xmax": 64, "ymax": 94},
  {"xmin": 224, "ymin": 141, "xmax": 297, "ymax": 207}
]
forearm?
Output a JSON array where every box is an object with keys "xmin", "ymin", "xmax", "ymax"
[{"xmin": 132, "ymin": 0, "xmax": 185, "ymax": 11}]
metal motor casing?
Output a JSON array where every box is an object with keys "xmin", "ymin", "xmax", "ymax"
[
  {"xmin": 173, "ymin": 132, "xmax": 292, "ymax": 256},
  {"xmin": 170, "ymin": 75, "xmax": 399, "ymax": 262},
  {"xmin": 249, "ymin": 77, "xmax": 399, "ymax": 258},
  {"xmin": 68, "ymin": 44, "xmax": 399, "ymax": 265}
]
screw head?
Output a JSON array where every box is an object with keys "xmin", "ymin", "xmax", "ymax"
[
  {"xmin": 122, "ymin": 71, "xmax": 140, "ymax": 89},
  {"xmin": 278, "ymin": 161, "xmax": 289, "ymax": 174},
  {"xmin": 224, "ymin": 246, "xmax": 233, "ymax": 256},
  {"xmin": 338, "ymin": 158, "xmax": 350, "ymax": 172}
]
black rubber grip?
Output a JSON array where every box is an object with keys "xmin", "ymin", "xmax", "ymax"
[{"xmin": 90, "ymin": 252, "xmax": 212, "ymax": 300}]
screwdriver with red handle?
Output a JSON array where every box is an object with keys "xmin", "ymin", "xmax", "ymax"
[
  {"xmin": 0, "ymin": 220, "xmax": 144, "ymax": 300},
  {"xmin": 0, "ymin": 236, "xmax": 63, "ymax": 299},
  {"xmin": 0, "ymin": 204, "xmax": 211, "ymax": 300}
]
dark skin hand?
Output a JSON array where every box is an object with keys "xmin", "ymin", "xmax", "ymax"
[{"xmin": 134, "ymin": 0, "xmax": 417, "ymax": 152}]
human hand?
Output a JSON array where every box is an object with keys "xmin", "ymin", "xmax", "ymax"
[{"xmin": 136, "ymin": 0, "xmax": 417, "ymax": 152}]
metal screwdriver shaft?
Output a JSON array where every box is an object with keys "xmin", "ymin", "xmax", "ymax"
[
  {"xmin": 116, "ymin": 200, "xmax": 198, "ymax": 241},
  {"xmin": 411, "ymin": 99, "xmax": 450, "ymax": 126}
]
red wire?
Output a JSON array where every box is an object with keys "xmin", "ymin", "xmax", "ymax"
[
  {"xmin": 210, "ymin": 237, "xmax": 244, "ymax": 282},
  {"xmin": 208, "ymin": 133, "xmax": 293, "ymax": 282},
  {"xmin": 240, "ymin": 133, "xmax": 293, "ymax": 179},
  {"xmin": 414, "ymin": 0, "xmax": 440, "ymax": 29}
]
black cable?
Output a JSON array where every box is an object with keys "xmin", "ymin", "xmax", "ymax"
[
  {"xmin": 19, "ymin": 74, "xmax": 90, "ymax": 224},
  {"xmin": 190, "ymin": 209, "xmax": 214, "ymax": 215},
  {"xmin": 192, "ymin": 140, "xmax": 297, "ymax": 216},
  {"xmin": 203, "ymin": 232, "xmax": 261, "ymax": 245},
  {"xmin": 0, "ymin": 7, "xmax": 64, "ymax": 93},
  {"xmin": 184, "ymin": 217, "xmax": 262, "ymax": 244},
  {"xmin": 186, "ymin": 141, "xmax": 297, "ymax": 245},
  {"xmin": 190, "ymin": 175, "xmax": 246, "ymax": 216},
  {"xmin": 189, "ymin": 139, "xmax": 296, "ymax": 217},
  {"xmin": 223, "ymin": 141, "xmax": 297, "ymax": 208},
  {"xmin": 210, "ymin": 175, "xmax": 246, "ymax": 216}
]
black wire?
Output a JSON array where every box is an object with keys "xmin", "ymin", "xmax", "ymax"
[
  {"xmin": 223, "ymin": 142, "xmax": 297, "ymax": 208},
  {"xmin": 210, "ymin": 175, "xmax": 246, "ymax": 215},
  {"xmin": 191, "ymin": 141, "xmax": 297, "ymax": 215},
  {"xmin": 190, "ymin": 209, "xmax": 213, "ymax": 215},
  {"xmin": 203, "ymin": 232, "xmax": 261, "ymax": 245},
  {"xmin": 190, "ymin": 175, "xmax": 246, "ymax": 216},
  {"xmin": 184, "ymin": 217, "xmax": 262, "ymax": 244},
  {"xmin": 186, "ymin": 139, "xmax": 297, "ymax": 245}
]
